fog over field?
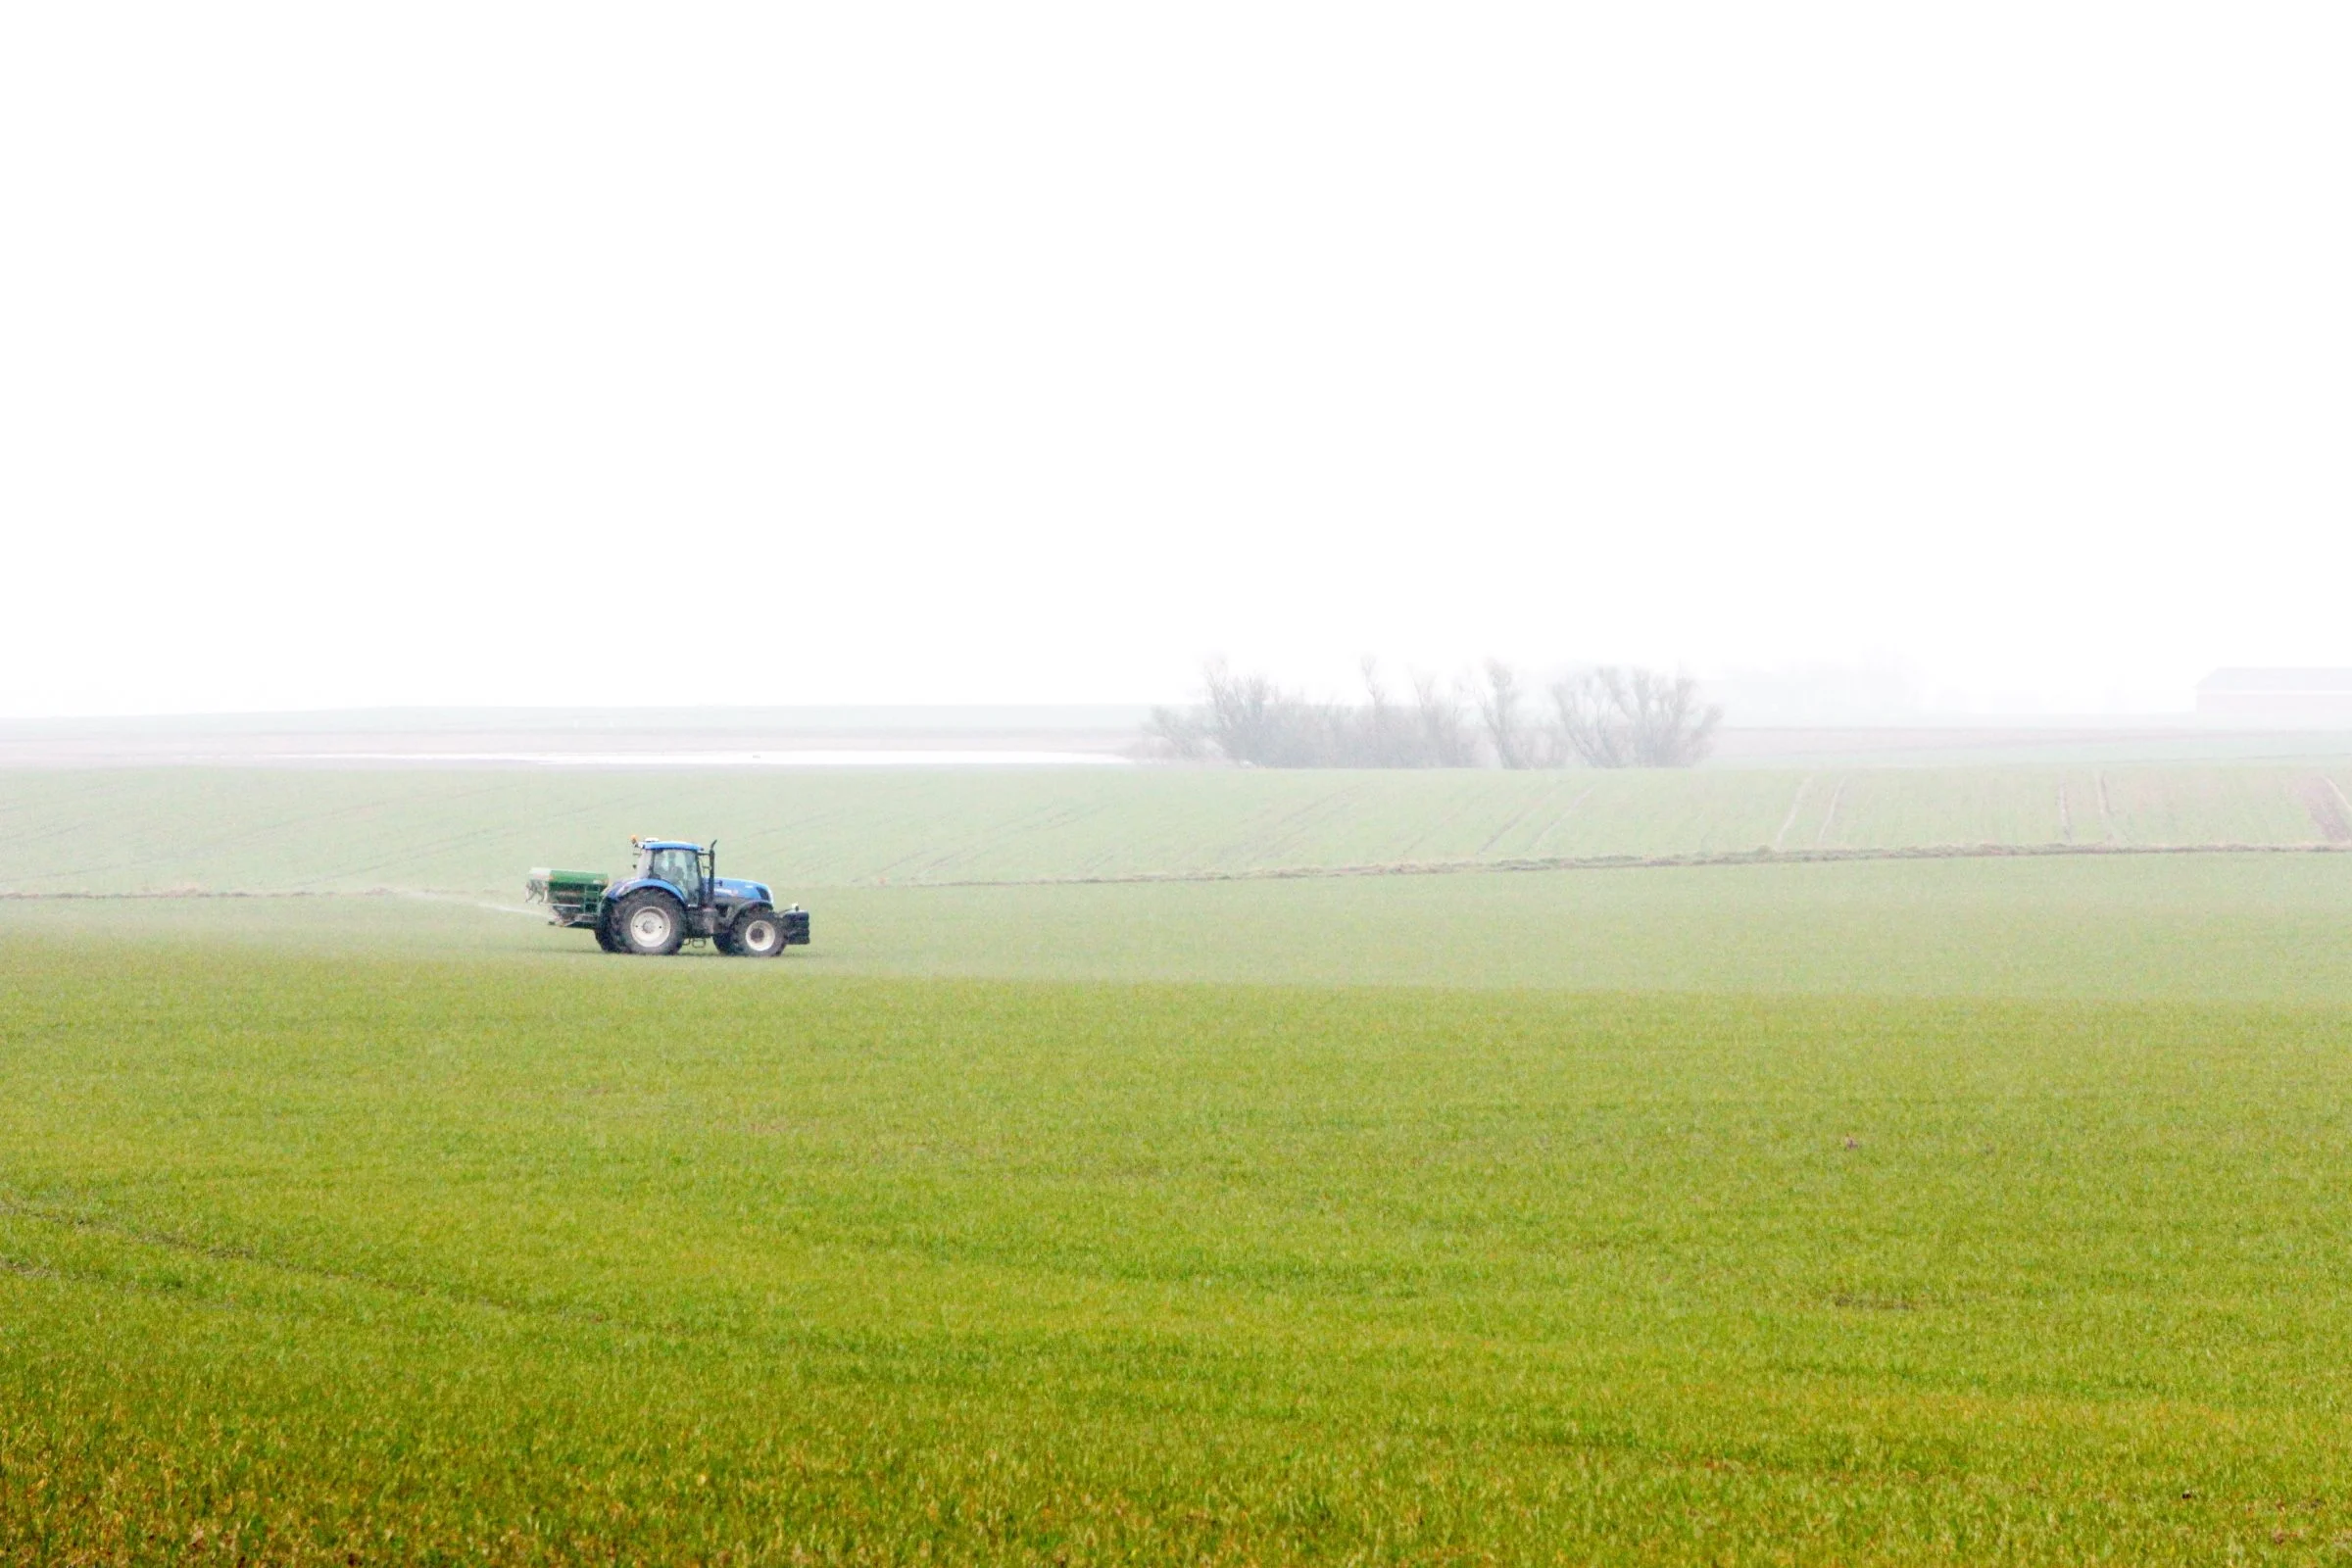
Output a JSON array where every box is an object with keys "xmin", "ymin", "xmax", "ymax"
[
  {"xmin": 8, "ymin": 6, "xmax": 2352, "ymax": 1565},
  {"xmin": 5, "ymin": 4, "xmax": 2348, "ymax": 721}
]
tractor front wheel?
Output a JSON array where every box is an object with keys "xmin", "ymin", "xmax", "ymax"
[
  {"xmin": 613, "ymin": 891, "xmax": 686, "ymax": 956},
  {"xmin": 731, "ymin": 907, "xmax": 786, "ymax": 958}
]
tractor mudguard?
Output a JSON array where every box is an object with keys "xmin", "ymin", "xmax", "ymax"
[{"xmin": 600, "ymin": 876, "xmax": 692, "ymax": 907}]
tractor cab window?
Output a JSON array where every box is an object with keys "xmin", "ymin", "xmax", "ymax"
[{"xmin": 648, "ymin": 848, "xmax": 704, "ymax": 904}]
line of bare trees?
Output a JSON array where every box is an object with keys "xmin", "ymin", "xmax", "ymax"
[{"xmin": 1149, "ymin": 660, "xmax": 1722, "ymax": 768}]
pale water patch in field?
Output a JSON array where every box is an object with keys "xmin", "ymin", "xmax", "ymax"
[{"xmin": 275, "ymin": 750, "xmax": 1133, "ymax": 767}]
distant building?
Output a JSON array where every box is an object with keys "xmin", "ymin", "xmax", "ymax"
[{"xmin": 2197, "ymin": 668, "xmax": 2352, "ymax": 723}]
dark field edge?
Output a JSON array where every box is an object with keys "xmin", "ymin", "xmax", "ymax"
[
  {"xmin": 4, "ymin": 838, "xmax": 2350, "ymax": 899},
  {"xmin": 948, "ymin": 840, "xmax": 2352, "ymax": 886}
]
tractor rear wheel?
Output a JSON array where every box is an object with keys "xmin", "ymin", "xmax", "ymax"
[
  {"xmin": 613, "ymin": 891, "xmax": 686, "ymax": 956},
  {"xmin": 594, "ymin": 920, "xmax": 620, "ymax": 953},
  {"xmin": 732, "ymin": 907, "xmax": 786, "ymax": 958}
]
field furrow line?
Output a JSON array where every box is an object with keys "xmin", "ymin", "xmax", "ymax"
[
  {"xmin": 0, "ymin": 1195, "xmax": 626, "ymax": 1332},
  {"xmin": 1771, "ymin": 776, "xmax": 1814, "ymax": 851},
  {"xmin": 916, "ymin": 838, "xmax": 2352, "ymax": 887},
  {"xmin": 1471, "ymin": 778, "xmax": 1575, "ymax": 858},
  {"xmin": 1522, "ymin": 782, "xmax": 1600, "ymax": 857},
  {"xmin": 2290, "ymin": 776, "xmax": 2352, "ymax": 844},
  {"xmin": 1813, "ymin": 777, "xmax": 1848, "ymax": 849}
]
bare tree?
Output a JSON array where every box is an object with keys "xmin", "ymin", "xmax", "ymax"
[
  {"xmin": 1144, "ymin": 702, "xmax": 1214, "ymax": 760},
  {"xmin": 1152, "ymin": 659, "xmax": 1720, "ymax": 768},
  {"xmin": 1412, "ymin": 670, "xmax": 1476, "ymax": 766},
  {"xmin": 1201, "ymin": 662, "xmax": 1337, "ymax": 766},
  {"xmin": 1479, "ymin": 660, "xmax": 1558, "ymax": 769},
  {"xmin": 1359, "ymin": 658, "xmax": 1406, "ymax": 766},
  {"xmin": 1551, "ymin": 666, "xmax": 1722, "ymax": 767},
  {"xmin": 1149, "ymin": 660, "xmax": 1480, "ymax": 767}
]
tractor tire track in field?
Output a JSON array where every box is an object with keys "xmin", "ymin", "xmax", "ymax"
[
  {"xmin": 1386, "ymin": 775, "xmax": 1507, "ymax": 861},
  {"xmin": 14, "ymin": 787, "xmax": 413, "ymax": 889},
  {"xmin": 1771, "ymin": 776, "xmax": 1813, "ymax": 851},
  {"xmin": 2292, "ymin": 777, "xmax": 2352, "ymax": 844},
  {"xmin": 1520, "ymin": 782, "xmax": 1600, "ymax": 858},
  {"xmin": 880, "ymin": 795, "xmax": 1099, "ymax": 883},
  {"xmin": 2095, "ymin": 771, "xmax": 2122, "ymax": 844},
  {"xmin": 1469, "ymin": 777, "xmax": 1580, "ymax": 858},
  {"xmin": 0, "ymin": 1195, "xmax": 622, "ymax": 1333},
  {"xmin": 1813, "ymin": 777, "xmax": 1848, "ymax": 849},
  {"xmin": 1239, "ymin": 779, "xmax": 1381, "ymax": 869},
  {"xmin": 303, "ymin": 782, "xmax": 552, "ymax": 887}
]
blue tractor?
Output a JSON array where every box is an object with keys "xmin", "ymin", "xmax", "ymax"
[{"xmin": 526, "ymin": 838, "xmax": 810, "ymax": 957}]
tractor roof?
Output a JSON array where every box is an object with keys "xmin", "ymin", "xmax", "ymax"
[{"xmin": 636, "ymin": 838, "xmax": 704, "ymax": 853}]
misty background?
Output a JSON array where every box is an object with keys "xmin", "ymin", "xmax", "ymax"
[{"xmin": 4, "ymin": 3, "xmax": 2346, "ymax": 722}]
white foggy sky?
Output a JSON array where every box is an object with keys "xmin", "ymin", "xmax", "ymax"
[{"xmin": 3, "ymin": 3, "xmax": 2346, "ymax": 718}]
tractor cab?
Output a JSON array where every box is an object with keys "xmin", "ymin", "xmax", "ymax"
[{"xmin": 634, "ymin": 840, "xmax": 710, "ymax": 906}]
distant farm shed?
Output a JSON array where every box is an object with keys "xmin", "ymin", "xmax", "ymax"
[{"xmin": 2198, "ymin": 668, "xmax": 2352, "ymax": 723}]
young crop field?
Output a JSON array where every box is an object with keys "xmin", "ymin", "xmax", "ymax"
[
  {"xmin": 10, "ymin": 766, "xmax": 2352, "ymax": 1564},
  {"xmin": 8, "ymin": 918, "xmax": 2352, "ymax": 1564},
  {"xmin": 11, "ymin": 849, "xmax": 2352, "ymax": 1004},
  {"xmin": 5, "ymin": 761, "xmax": 2352, "ymax": 896}
]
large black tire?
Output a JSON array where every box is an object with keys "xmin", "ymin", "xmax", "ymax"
[
  {"xmin": 731, "ymin": 906, "xmax": 786, "ymax": 958},
  {"xmin": 612, "ymin": 890, "xmax": 686, "ymax": 956},
  {"xmin": 594, "ymin": 919, "xmax": 621, "ymax": 954}
]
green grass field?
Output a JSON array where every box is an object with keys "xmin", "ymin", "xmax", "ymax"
[{"xmin": 9, "ymin": 768, "xmax": 2352, "ymax": 1563}]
